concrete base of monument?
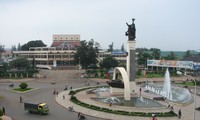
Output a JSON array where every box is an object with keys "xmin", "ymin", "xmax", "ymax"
[
  {"xmin": 110, "ymin": 87, "xmax": 124, "ymax": 95},
  {"xmin": 109, "ymin": 81, "xmax": 138, "ymax": 96},
  {"xmin": 130, "ymin": 81, "xmax": 138, "ymax": 93}
]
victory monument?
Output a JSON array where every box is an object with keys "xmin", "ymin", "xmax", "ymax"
[
  {"xmin": 107, "ymin": 18, "xmax": 137, "ymax": 101},
  {"xmin": 125, "ymin": 18, "xmax": 136, "ymax": 82}
]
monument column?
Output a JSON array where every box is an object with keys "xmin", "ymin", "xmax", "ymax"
[
  {"xmin": 125, "ymin": 18, "xmax": 136, "ymax": 81},
  {"xmin": 126, "ymin": 41, "xmax": 136, "ymax": 81}
]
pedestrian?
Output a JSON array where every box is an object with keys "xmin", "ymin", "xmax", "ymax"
[
  {"xmin": 167, "ymin": 103, "xmax": 170, "ymax": 108},
  {"xmin": 20, "ymin": 96, "xmax": 23, "ymax": 103},
  {"xmin": 79, "ymin": 113, "xmax": 86, "ymax": 120},
  {"xmin": 139, "ymin": 87, "xmax": 142, "ymax": 96},
  {"xmin": 78, "ymin": 112, "xmax": 81, "ymax": 119},
  {"xmin": 2, "ymin": 107, "xmax": 5, "ymax": 115},
  {"xmin": 170, "ymin": 105, "xmax": 174, "ymax": 111},
  {"xmin": 64, "ymin": 85, "xmax": 68, "ymax": 90},
  {"xmin": 109, "ymin": 101, "xmax": 112, "ymax": 107},
  {"xmin": 178, "ymin": 109, "xmax": 181, "ymax": 118},
  {"xmin": 152, "ymin": 114, "xmax": 157, "ymax": 120},
  {"xmin": 53, "ymin": 89, "xmax": 56, "ymax": 95},
  {"xmin": 63, "ymin": 95, "xmax": 65, "ymax": 99},
  {"xmin": 70, "ymin": 86, "xmax": 72, "ymax": 90}
]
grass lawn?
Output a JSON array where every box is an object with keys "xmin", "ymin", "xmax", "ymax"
[
  {"xmin": 13, "ymin": 88, "xmax": 32, "ymax": 92},
  {"xmin": 176, "ymin": 81, "xmax": 200, "ymax": 87}
]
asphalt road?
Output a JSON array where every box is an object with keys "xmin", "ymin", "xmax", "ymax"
[{"xmin": 0, "ymin": 71, "xmax": 105, "ymax": 120}]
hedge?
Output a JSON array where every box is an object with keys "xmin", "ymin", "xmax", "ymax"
[{"xmin": 69, "ymin": 86, "xmax": 177, "ymax": 117}]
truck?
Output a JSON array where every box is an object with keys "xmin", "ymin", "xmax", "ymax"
[{"xmin": 24, "ymin": 102, "xmax": 49, "ymax": 115}]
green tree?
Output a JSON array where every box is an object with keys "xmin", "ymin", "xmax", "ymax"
[
  {"xmin": 100, "ymin": 56, "xmax": 118, "ymax": 70},
  {"xmin": 136, "ymin": 48, "xmax": 151, "ymax": 65},
  {"xmin": 0, "ymin": 63, "xmax": 9, "ymax": 78},
  {"xmin": 164, "ymin": 51, "xmax": 177, "ymax": 60},
  {"xmin": 11, "ymin": 45, "xmax": 17, "ymax": 52},
  {"xmin": 149, "ymin": 48, "xmax": 160, "ymax": 59},
  {"xmin": 121, "ymin": 43, "xmax": 125, "ymax": 52},
  {"xmin": 17, "ymin": 43, "xmax": 21, "ymax": 51},
  {"xmin": 107, "ymin": 42, "xmax": 113, "ymax": 52},
  {"xmin": 21, "ymin": 40, "xmax": 47, "ymax": 51},
  {"xmin": 0, "ymin": 44, "xmax": 5, "ymax": 58},
  {"xmin": 183, "ymin": 50, "xmax": 191, "ymax": 59},
  {"xmin": 19, "ymin": 82, "xmax": 28, "ymax": 89},
  {"xmin": 0, "ymin": 108, "xmax": 3, "ymax": 118},
  {"xmin": 10, "ymin": 57, "xmax": 30, "ymax": 70},
  {"xmin": 74, "ymin": 39, "xmax": 99, "ymax": 69}
]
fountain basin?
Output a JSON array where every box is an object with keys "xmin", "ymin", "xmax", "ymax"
[
  {"xmin": 92, "ymin": 97, "xmax": 164, "ymax": 108},
  {"xmin": 143, "ymin": 83, "xmax": 193, "ymax": 104}
]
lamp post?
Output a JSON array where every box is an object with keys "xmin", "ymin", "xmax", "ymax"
[
  {"xmin": 177, "ymin": 71, "xmax": 196, "ymax": 120},
  {"xmin": 79, "ymin": 57, "xmax": 81, "ymax": 70}
]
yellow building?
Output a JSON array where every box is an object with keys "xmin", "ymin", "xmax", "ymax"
[{"xmin": 13, "ymin": 34, "xmax": 81, "ymax": 69}]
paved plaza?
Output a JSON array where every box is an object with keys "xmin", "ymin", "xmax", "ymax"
[
  {"xmin": 56, "ymin": 77, "xmax": 200, "ymax": 120},
  {"xmin": 1, "ymin": 70, "xmax": 200, "ymax": 120}
]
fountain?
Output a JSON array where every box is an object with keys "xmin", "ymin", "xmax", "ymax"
[
  {"xmin": 163, "ymin": 68, "xmax": 172, "ymax": 100},
  {"xmin": 144, "ymin": 68, "xmax": 192, "ymax": 104},
  {"xmin": 91, "ymin": 87, "xmax": 164, "ymax": 108}
]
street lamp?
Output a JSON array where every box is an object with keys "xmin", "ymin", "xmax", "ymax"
[
  {"xmin": 79, "ymin": 57, "xmax": 81, "ymax": 70},
  {"xmin": 177, "ymin": 71, "xmax": 196, "ymax": 120}
]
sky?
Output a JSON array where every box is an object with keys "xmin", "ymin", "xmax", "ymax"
[{"xmin": 0, "ymin": 0, "xmax": 200, "ymax": 51}]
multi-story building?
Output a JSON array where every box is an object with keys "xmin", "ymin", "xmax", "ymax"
[
  {"xmin": 97, "ymin": 50, "xmax": 127, "ymax": 66},
  {"xmin": 13, "ymin": 34, "xmax": 80, "ymax": 69},
  {"xmin": 13, "ymin": 34, "xmax": 129, "ymax": 70}
]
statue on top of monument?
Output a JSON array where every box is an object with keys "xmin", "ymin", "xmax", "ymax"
[{"xmin": 125, "ymin": 18, "xmax": 136, "ymax": 41}]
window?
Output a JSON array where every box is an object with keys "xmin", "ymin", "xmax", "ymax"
[{"xmin": 39, "ymin": 106, "xmax": 43, "ymax": 109}]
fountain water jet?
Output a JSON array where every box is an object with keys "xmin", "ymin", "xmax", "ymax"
[{"xmin": 163, "ymin": 68, "xmax": 172, "ymax": 100}]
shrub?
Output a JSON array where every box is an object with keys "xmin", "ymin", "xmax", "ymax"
[
  {"xmin": 0, "ymin": 109, "xmax": 3, "ymax": 117},
  {"xmin": 19, "ymin": 82, "xmax": 28, "ymax": 89},
  {"xmin": 196, "ymin": 107, "xmax": 200, "ymax": 111}
]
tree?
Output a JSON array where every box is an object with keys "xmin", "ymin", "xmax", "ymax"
[
  {"xmin": 136, "ymin": 48, "xmax": 151, "ymax": 66},
  {"xmin": 100, "ymin": 56, "xmax": 118, "ymax": 70},
  {"xmin": 183, "ymin": 50, "xmax": 191, "ymax": 59},
  {"xmin": 19, "ymin": 82, "xmax": 28, "ymax": 89},
  {"xmin": 0, "ymin": 44, "xmax": 5, "ymax": 58},
  {"xmin": 10, "ymin": 57, "xmax": 30, "ymax": 70},
  {"xmin": 121, "ymin": 43, "xmax": 125, "ymax": 52},
  {"xmin": 17, "ymin": 43, "xmax": 21, "ymax": 51},
  {"xmin": 0, "ymin": 63, "xmax": 9, "ymax": 78},
  {"xmin": 11, "ymin": 45, "xmax": 17, "ymax": 52},
  {"xmin": 165, "ymin": 51, "xmax": 177, "ymax": 60},
  {"xmin": 149, "ymin": 48, "xmax": 160, "ymax": 59},
  {"xmin": 0, "ymin": 108, "xmax": 3, "ymax": 118},
  {"xmin": 74, "ymin": 39, "xmax": 99, "ymax": 69},
  {"xmin": 107, "ymin": 42, "xmax": 113, "ymax": 52},
  {"xmin": 21, "ymin": 40, "xmax": 47, "ymax": 51}
]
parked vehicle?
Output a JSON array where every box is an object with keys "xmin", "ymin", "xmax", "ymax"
[{"xmin": 24, "ymin": 102, "xmax": 49, "ymax": 115}]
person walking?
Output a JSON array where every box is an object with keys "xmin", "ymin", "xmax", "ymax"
[
  {"xmin": 64, "ymin": 85, "xmax": 68, "ymax": 90},
  {"xmin": 78, "ymin": 112, "xmax": 81, "ymax": 119},
  {"xmin": 152, "ymin": 114, "xmax": 157, "ymax": 120},
  {"xmin": 19, "ymin": 96, "xmax": 23, "ymax": 103},
  {"xmin": 2, "ymin": 107, "xmax": 5, "ymax": 115},
  {"xmin": 178, "ymin": 109, "xmax": 181, "ymax": 118}
]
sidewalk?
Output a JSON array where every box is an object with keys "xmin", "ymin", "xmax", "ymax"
[
  {"xmin": 2, "ymin": 115, "xmax": 12, "ymax": 120},
  {"xmin": 55, "ymin": 86, "xmax": 200, "ymax": 120}
]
